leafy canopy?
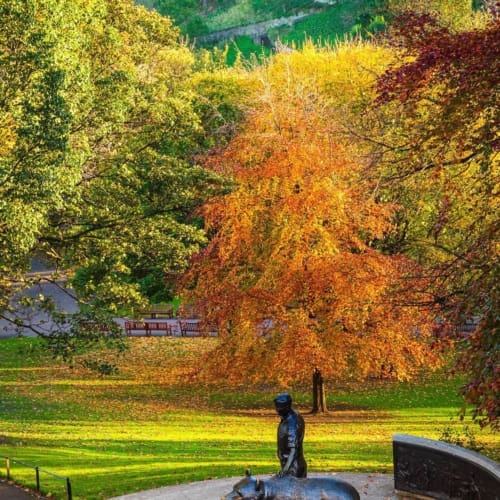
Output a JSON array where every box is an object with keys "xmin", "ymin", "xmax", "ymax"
[
  {"xmin": 0, "ymin": 0, "xmax": 231, "ymax": 340},
  {"xmin": 376, "ymin": 11, "xmax": 499, "ymax": 428},
  {"xmin": 182, "ymin": 43, "xmax": 443, "ymax": 386}
]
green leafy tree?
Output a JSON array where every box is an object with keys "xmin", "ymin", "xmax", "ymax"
[
  {"xmin": 0, "ymin": 0, "xmax": 230, "ymax": 347},
  {"xmin": 0, "ymin": 0, "xmax": 74, "ymax": 305}
]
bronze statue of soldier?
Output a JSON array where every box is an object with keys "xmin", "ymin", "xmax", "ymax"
[{"xmin": 274, "ymin": 393, "xmax": 307, "ymax": 478}]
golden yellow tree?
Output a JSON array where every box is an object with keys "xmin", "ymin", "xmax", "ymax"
[{"xmin": 182, "ymin": 44, "xmax": 443, "ymax": 386}]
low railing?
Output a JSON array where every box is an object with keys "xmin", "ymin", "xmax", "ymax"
[{"xmin": 3, "ymin": 456, "xmax": 72, "ymax": 500}]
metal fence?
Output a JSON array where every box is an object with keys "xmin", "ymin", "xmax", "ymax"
[{"xmin": 3, "ymin": 456, "xmax": 72, "ymax": 500}]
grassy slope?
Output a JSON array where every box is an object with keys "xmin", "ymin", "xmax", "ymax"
[
  {"xmin": 0, "ymin": 337, "xmax": 498, "ymax": 499},
  {"xmin": 137, "ymin": 0, "xmax": 380, "ymax": 60},
  {"xmin": 204, "ymin": 0, "xmax": 320, "ymax": 31},
  {"xmin": 281, "ymin": 0, "xmax": 370, "ymax": 46},
  {"xmin": 210, "ymin": 0, "xmax": 375, "ymax": 61}
]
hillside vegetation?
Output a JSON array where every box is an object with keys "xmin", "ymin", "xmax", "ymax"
[
  {"xmin": 136, "ymin": 0, "xmax": 387, "ymax": 58},
  {"xmin": 136, "ymin": 0, "xmax": 490, "ymax": 60}
]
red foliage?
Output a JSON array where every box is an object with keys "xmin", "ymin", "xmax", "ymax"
[
  {"xmin": 375, "ymin": 12, "xmax": 499, "ymax": 428},
  {"xmin": 377, "ymin": 12, "xmax": 499, "ymax": 153}
]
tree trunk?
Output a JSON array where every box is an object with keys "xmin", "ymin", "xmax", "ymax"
[{"xmin": 312, "ymin": 368, "xmax": 327, "ymax": 413}]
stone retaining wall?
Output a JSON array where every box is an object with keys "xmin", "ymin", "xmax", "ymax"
[
  {"xmin": 393, "ymin": 434, "xmax": 500, "ymax": 499},
  {"xmin": 195, "ymin": 11, "xmax": 321, "ymax": 45}
]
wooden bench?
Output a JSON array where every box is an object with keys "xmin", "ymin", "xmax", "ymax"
[
  {"xmin": 179, "ymin": 320, "xmax": 217, "ymax": 337},
  {"xmin": 147, "ymin": 321, "xmax": 173, "ymax": 336},
  {"xmin": 80, "ymin": 321, "xmax": 110, "ymax": 333},
  {"xmin": 179, "ymin": 320, "xmax": 202, "ymax": 337},
  {"xmin": 124, "ymin": 320, "xmax": 172, "ymax": 336},
  {"xmin": 144, "ymin": 304, "xmax": 175, "ymax": 319}
]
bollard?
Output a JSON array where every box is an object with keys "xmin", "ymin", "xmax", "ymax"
[
  {"xmin": 35, "ymin": 466, "xmax": 40, "ymax": 491},
  {"xmin": 66, "ymin": 477, "xmax": 73, "ymax": 500},
  {"xmin": 4, "ymin": 457, "xmax": 72, "ymax": 498}
]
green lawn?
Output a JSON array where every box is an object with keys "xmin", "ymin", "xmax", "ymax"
[
  {"xmin": 225, "ymin": 36, "xmax": 272, "ymax": 65},
  {"xmin": 0, "ymin": 337, "xmax": 498, "ymax": 499},
  {"xmin": 279, "ymin": 0, "xmax": 372, "ymax": 47}
]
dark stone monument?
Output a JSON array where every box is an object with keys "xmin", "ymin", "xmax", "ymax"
[
  {"xmin": 274, "ymin": 393, "xmax": 307, "ymax": 478},
  {"xmin": 222, "ymin": 470, "xmax": 360, "ymax": 500},
  {"xmin": 393, "ymin": 434, "xmax": 500, "ymax": 500},
  {"xmin": 222, "ymin": 394, "xmax": 361, "ymax": 500}
]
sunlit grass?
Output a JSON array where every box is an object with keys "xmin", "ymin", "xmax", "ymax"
[{"xmin": 0, "ymin": 337, "xmax": 498, "ymax": 499}]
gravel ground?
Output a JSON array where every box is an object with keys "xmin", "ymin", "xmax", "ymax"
[{"xmin": 108, "ymin": 473, "xmax": 398, "ymax": 500}]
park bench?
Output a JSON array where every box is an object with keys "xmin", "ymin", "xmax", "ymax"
[
  {"xmin": 179, "ymin": 320, "xmax": 202, "ymax": 337},
  {"xmin": 124, "ymin": 320, "xmax": 147, "ymax": 336},
  {"xmin": 79, "ymin": 320, "xmax": 125, "ymax": 336},
  {"xmin": 124, "ymin": 320, "xmax": 172, "ymax": 336},
  {"xmin": 147, "ymin": 321, "xmax": 173, "ymax": 336},
  {"xmin": 179, "ymin": 320, "xmax": 217, "ymax": 337},
  {"xmin": 80, "ymin": 321, "xmax": 110, "ymax": 332},
  {"xmin": 143, "ymin": 303, "xmax": 175, "ymax": 318}
]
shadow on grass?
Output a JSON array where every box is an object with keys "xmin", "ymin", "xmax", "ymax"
[{"xmin": 1, "ymin": 434, "xmax": 395, "ymax": 499}]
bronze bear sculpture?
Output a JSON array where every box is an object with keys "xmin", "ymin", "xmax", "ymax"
[{"xmin": 222, "ymin": 470, "xmax": 360, "ymax": 500}]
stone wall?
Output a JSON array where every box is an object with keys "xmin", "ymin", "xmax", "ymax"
[{"xmin": 393, "ymin": 434, "xmax": 500, "ymax": 500}]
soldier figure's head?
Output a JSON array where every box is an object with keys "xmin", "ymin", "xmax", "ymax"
[{"xmin": 274, "ymin": 393, "xmax": 292, "ymax": 417}]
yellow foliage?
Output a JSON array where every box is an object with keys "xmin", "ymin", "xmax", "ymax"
[
  {"xmin": 0, "ymin": 115, "xmax": 17, "ymax": 156},
  {"xmin": 386, "ymin": 0, "xmax": 491, "ymax": 30},
  {"xmin": 181, "ymin": 42, "xmax": 442, "ymax": 387}
]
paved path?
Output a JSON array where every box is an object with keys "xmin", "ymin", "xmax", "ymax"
[
  {"xmin": 108, "ymin": 473, "xmax": 397, "ymax": 500},
  {"xmin": 0, "ymin": 260, "xmax": 78, "ymax": 339},
  {"xmin": 196, "ymin": 11, "xmax": 320, "ymax": 44},
  {"xmin": 0, "ymin": 479, "xmax": 45, "ymax": 499},
  {"xmin": 1, "ymin": 474, "xmax": 396, "ymax": 499},
  {"xmin": 0, "ymin": 260, "xmax": 193, "ymax": 339}
]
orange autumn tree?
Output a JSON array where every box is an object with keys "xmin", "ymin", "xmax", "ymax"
[{"xmin": 182, "ymin": 46, "xmax": 442, "ymax": 387}]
